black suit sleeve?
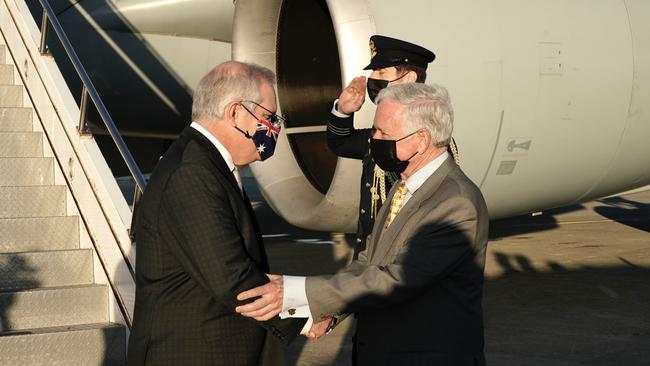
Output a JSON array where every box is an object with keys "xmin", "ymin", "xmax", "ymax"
[
  {"xmin": 326, "ymin": 105, "xmax": 372, "ymax": 160},
  {"xmin": 159, "ymin": 163, "xmax": 304, "ymax": 344}
]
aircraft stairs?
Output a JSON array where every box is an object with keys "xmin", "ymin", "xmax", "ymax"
[{"xmin": 0, "ymin": 0, "xmax": 140, "ymax": 364}]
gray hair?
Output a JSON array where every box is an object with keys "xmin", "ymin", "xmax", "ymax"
[
  {"xmin": 191, "ymin": 61, "xmax": 276, "ymax": 121},
  {"xmin": 376, "ymin": 83, "xmax": 454, "ymax": 148}
]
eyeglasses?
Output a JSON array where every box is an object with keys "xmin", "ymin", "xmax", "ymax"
[{"xmin": 239, "ymin": 100, "xmax": 286, "ymax": 125}]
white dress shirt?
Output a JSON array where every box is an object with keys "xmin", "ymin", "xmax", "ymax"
[
  {"xmin": 402, "ymin": 151, "xmax": 448, "ymax": 205},
  {"xmin": 190, "ymin": 122, "xmax": 243, "ymax": 193},
  {"xmin": 281, "ymin": 151, "xmax": 450, "ymax": 322}
]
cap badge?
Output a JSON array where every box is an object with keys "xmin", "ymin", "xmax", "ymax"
[{"xmin": 369, "ymin": 40, "xmax": 377, "ymax": 58}]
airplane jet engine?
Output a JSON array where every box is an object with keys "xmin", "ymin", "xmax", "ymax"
[{"xmin": 232, "ymin": 0, "xmax": 650, "ymax": 232}]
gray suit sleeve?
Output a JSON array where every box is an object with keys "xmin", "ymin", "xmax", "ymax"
[{"xmin": 305, "ymin": 196, "xmax": 479, "ymax": 320}]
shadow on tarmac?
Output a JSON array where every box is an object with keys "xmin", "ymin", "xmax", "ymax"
[
  {"xmin": 489, "ymin": 204, "xmax": 584, "ymax": 241},
  {"xmin": 594, "ymin": 197, "xmax": 650, "ymax": 234},
  {"xmin": 490, "ymin": 195, "xmax": 650, "ymax": 242},
  {"xmin": 484, "ymin": 251, "xmax": 650, "ymax": 366}
]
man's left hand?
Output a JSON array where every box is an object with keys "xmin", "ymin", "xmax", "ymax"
[
  {"xmin": 306, "ymin": 317, "xmax": 334, "ymax": 340},
  {"xmin": 235, "ymin": 274, "xmax": 284, "ymax": 321}
]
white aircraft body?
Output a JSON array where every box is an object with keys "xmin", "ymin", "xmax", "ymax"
[{"xmin": 47, "ymin": 0, "xmax": 650, "ymax": 232}]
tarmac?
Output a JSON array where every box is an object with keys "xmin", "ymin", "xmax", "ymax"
[{"xmin": 248, "ymin": 180, "xmax": 650, "ymax": 366}]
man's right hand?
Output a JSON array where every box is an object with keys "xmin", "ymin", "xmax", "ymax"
[
  {"xmin": 337, "ymin": 76, "xmax": 367, "ymax": 115},
  {"xmin": 235, "ymin": 274, "xmax": 284, "ymax": 321}
]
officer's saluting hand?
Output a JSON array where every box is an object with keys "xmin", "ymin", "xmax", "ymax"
[{"xmin": 337, "ymin": 76, "xmax": 367, "ymax": 115}]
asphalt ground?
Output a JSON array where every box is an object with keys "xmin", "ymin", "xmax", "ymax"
[{"xmin": 248, "ymin": 181, "xmax": 650, "ymax": 366}]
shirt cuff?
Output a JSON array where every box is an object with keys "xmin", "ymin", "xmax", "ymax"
[
  {"xmin": 280, "ymin": 275, "xmax": 310, "ymax": 318},
  {"xmin": 331, "ymin": 100, "xmax": 351, "ymax": 118},
  {"xmin": 300, "ymin": 316, "xmax": 314, "ymax": 335}
]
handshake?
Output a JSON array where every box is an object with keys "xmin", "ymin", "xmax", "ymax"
[
  {"xmin": 304, "ymin": 317, "xmax": 336, "ymax": 340},
  {"xmin": 235, "ymin": 274, "xmax": 335, "ymax": 340}
]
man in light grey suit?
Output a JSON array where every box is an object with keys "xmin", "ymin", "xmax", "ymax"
[{"xmin": 236, "ymin": 83, "xmax": 489, "ymax": 365}]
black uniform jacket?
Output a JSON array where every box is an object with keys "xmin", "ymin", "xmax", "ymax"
[
  {"xmin": 127, "ymin": 126, "xmax": 305, "ymax": 366},
  {"xmin": 326, "ymin": 108, "xmax": 396, "ymax": 255}
]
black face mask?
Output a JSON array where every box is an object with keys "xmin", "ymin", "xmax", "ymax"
[
  {"xmin": 367, "ymin": 72, "xmax": 409, "ymax": 104},
  {"xmin": 370, "ymin": 131, "xmax": 418, "ymax": 174}
]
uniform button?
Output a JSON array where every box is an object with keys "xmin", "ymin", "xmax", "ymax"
[
  {"xmin": 360, "ymin": 208, "xmax": 366, "ymax": 214},
  {"xmin": 365, "ymin": 182, "xmax": 371, "ymax": 187},
  {"xmin": 356, "ymin": 238, "xmax": 362, "ymax": 243}
]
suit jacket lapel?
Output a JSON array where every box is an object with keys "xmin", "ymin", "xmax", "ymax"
[
  {"xmin": 242, "ymin": 189, "xmax": 268, "ymax": 267},
  {"xmin": 372, "ymin": 158, "xmax": 456, "ymax": 263},
  {"xmin": 185, "ymin": 127, "xmax": 268, "ymax": 266}
]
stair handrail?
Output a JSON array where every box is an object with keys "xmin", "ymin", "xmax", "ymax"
[{"xmin": 36, "ymin": 0, "xmax": 146, "ymax": 208}]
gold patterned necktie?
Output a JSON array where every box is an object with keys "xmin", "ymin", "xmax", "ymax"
[{"xmin": 385, "ymin": 182, "xmax": 408, "ymax": 228}]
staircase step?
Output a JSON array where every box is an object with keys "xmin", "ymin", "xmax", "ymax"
[
  {"xmin": 0, "ymin": 285, "xmax": 108, "ymax": 331},
  {"xmin": 0, "ymin": 85, "xmax": 22, "ymax": 107},
  {"xmin": 0, "ymin": 216, "xmax": 79, "ymax": 252},
  {"xmin": 0, "ymin": 65, "xmax": 13, "ymax": 84},
  {"xmin": 0, "ymin": 132, "xmax": 42, "ymax": 157},
  {"xmin": 0, "ymin": 185, "xmax": 66, "ymax": 218},
  {"xmin": 0, "ymin": 323, "xmax": 126, "ymax": 365},
  {"xmin": 0, "ymin": 157, "xmax": 54, "ymax": 186},
  {"xmin": 0, "ymin": 249, "xmax": 93, "ymax": 291},
  {"xmin": 0, "ymin": 108, "xmax": 32, "ymax": 131}
]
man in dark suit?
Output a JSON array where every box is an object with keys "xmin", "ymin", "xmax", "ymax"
[
  {"xmin": 237, "ymin": 83, "xmax": 488, "ymax": 365},
  {"xmin": 127, "ymin": 61, "xmax": 306, "ymax": 366}
]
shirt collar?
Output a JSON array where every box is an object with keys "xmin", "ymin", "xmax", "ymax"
[
  {"xmin": 190, "ymin": 122, "xmax": 236, "ymax": 172},
  {"xmin": 404, "ymin": 151, "xmax": 449, "ymax": 195}
]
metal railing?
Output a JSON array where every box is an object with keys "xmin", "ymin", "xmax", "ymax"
[{"xmin": 37, "ymin": 0, "xmax": 146, "ymax": 208}]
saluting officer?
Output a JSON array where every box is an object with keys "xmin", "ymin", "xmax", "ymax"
[{"xmin": 327, "ymin": 35, "xmax": 459, "ymax": 258}]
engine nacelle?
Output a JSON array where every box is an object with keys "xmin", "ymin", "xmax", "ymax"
[{"xmin": 233, "ymin": 0, "xmax": 650, "ymax": 231}]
